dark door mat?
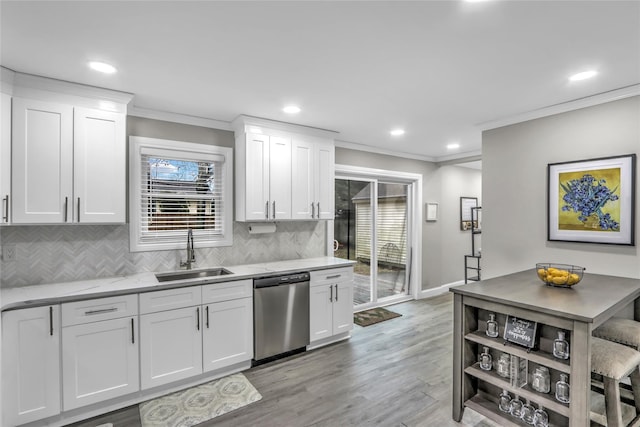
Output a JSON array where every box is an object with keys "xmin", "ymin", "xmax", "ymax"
[{"xmin": 354, "ymin": 307, "xmax": 402, "ymax": 327}]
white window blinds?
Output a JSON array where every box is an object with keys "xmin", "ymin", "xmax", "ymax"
[{"xmin": 130, "ymin": 137, "xmax": 233, "ymax": 252}]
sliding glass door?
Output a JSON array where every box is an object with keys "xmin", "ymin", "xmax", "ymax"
[{"xmin": 334, "ymin": 177, "xmax": 411, "ymax": 309}]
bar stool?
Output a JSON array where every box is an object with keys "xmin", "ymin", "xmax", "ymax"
[
  {"xmin": 591, "ymin": 337, "xmax": 640, "ymax": 426},
  {"xmin": 594, "ymin": 318, "xmax": 640, "ymax": 351}
]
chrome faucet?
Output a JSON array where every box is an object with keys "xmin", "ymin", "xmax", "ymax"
[{"xmin": 180, "ymin": 228, "xmax": 196, "ymax": 270}]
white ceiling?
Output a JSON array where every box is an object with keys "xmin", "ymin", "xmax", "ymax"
[{"xmin": 1, "ymin": 1, "xmax": 639, "ymax": 162}]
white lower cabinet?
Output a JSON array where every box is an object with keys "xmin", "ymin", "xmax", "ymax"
[
  {"xmin": 202, "ymin": 298, "xmax": 253, "ymax": 371},
  {"xmin": 2, "ymin": 305, "xmax": 61, "ymax": 427},
  {"xmin": 140, "ymin": 305, "xmax": 204, "ymax": 389},
  {"xmin": 61, "ymin": 295, "xmax": 139, "ymax": 411},
  {"xmin": 310, "ymin": 267, "xmax": 354, "ymax": 343}
]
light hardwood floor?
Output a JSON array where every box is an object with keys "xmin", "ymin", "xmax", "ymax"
[{"xmin": 69, "ymin": 293, "xmax": 496, "ymax": 427}]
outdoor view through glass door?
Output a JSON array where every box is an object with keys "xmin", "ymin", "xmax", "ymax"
[{"xmin": 334, "ymin": 178, "xmax": 410, "ymax": 308}]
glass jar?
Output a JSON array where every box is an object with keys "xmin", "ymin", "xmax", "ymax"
[
  {"xmin": 533, "ymin": 406, "xmax": 549, "ymax": 427},
  {"xmin": 479, "ymin": 346, "xmax": 493, "ymax": 371},
  {"xmin": 498, "ymin": 389, "xmax": 511, "ymax": 413},
  {"xmin": 553, "ymin": 330, "xmax": 570, "ymax": 359},
  {"xmin": 496, "ymin": 353, "xmax": 511, "ymax": 378},
  {"xmin": 531, "ymin": 366, "xmax": 550, "ymax": 393},
  {"xmin": 509, "ymin": 395, "xmax": 524, "ymax": 418},
  {"xmin": 486, "ymin": 313, "xmax": 499, "ymax": 338},
  {"xmin": 521, "ymin": 399, "xmax": 535, "ymax": 425},
  {"xmin": 555, "ymin": 373, "xmax": 571, "ymax": 403}
]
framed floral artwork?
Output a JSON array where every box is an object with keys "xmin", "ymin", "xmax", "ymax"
[{"xmin": 547, "ymin": 154, "xmax": 636, "ymax": 245}]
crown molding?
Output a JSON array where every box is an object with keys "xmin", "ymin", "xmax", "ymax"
[
  {"xmin": 477, "ymin": 84, "xmax": 640, "ymax": 132},
  {"xmin": 334, "ymin": 139, "xmax": 438, "ymax": 163},
  {"xmin": 128, "ymin": 106, "xmax": 233, "ymax": 131},
  {"xmin": 231, "ymin": 115, "xmax": 339, "ymax": 139}
]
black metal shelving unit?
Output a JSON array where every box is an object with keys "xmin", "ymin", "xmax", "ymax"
[{"xmin": 464, "ymin": 206, "xmax": 481, "ymax": 284}]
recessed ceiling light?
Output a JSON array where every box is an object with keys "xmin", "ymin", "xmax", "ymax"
[
  {"xmin": 283, "ymin": 105, "xmax": 301, "ymax": 114},
  {"xmin": 390, "ymin": 129, "xmax": 405, "ymax": 136},
  {"xmin": 88, "ymin": 61, "xmax": 117, "ymax": 74},
  {"xmin": 447, "ymin": 143, "xmax": 460, "ymax": 150},
  {"xmin": 569, "ymin": 70, "xmax": 598, "ymax": 82}
]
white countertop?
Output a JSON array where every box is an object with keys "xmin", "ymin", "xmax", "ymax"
[{"xmin": 1, "ymin": 257, "xmax": 355, "ymax": 311}]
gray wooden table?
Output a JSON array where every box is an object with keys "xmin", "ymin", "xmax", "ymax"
[{"xmin": 451, "ymin": 269, "xmax": 640, "ymax": 427}]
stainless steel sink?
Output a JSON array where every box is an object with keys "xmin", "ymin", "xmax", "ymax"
[{"xmin": 155, "ymin": 268, "xmax": 233, "ymax": 283}]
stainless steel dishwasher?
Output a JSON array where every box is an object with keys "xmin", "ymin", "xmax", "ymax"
[{"xmin": 253, "ymin": 272, "xmax": 310, "ymax": 363}]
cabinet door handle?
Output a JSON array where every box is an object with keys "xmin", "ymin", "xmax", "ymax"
[
  {"xmin": 196, "ymin": 307, "xmax": 200, "ymax": 331},
  {"xmin": 64, "ymin": 197, "xmax": 69, "ymax": 222},
  {"xmin": 265, "ymin": 201, "xmax": 269, "ymax": 219},
  {"xmin": 335, "ymin": 284, "xmax": 338, "ymax": 301},
  {"xmin": 329, "ymin": 285, "xmax": 333, "ymax": 302},
  {"xmin": 2, "ymin": 195, "xmax": 8, "ymax": 222},
  {"xmin": 84, "ymin": 307, "xmax": 118, "ymax": 316},
  {"xmin": 131, "ymin": 318, "xmax": 135, "ymax": 344},
  {"xmin": 326, "ymin": 274, "xmax": 341, "ymax": 279},
  {"xmin": 311, "ymin": 202, "xmax": 315, "ymax": 219},
  {"xmin": 49, "ymin": 306, "xmax": 54, "ymax": 336},
  {"xmin": 77, "ymin": 197, "xmax": 81, "ymax": 222},
  {"xmin": 206, "ymin": 305, "xmax": 210, "ymax": 329},
  {"xmin": 316, "ymin": 202, "xmax": 320, "ymax": 218},
  {"xmin": 272, "ymin": 201, "xmax": 276, "ymax": 219}
]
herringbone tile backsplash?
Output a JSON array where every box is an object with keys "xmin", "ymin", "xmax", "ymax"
[{"xmin": 0, "ymin": 222, "xmax": 326, "ymax": 287}]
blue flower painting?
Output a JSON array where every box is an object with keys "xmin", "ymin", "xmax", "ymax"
[{"xmin": 558, "ymin": 168, "xmax": 621, "ymax": 232}]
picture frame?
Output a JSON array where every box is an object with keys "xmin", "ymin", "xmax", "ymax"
[
  {"xmin": 426, "ymin": 203, "xmax": 438, "ymax": 221},
  {"xmin": 460, "ymin": 197, "xmax": 478, "ymax": 231},
  {"xmin": 548, "ymin": 154, "xmax": 636, "ymax": 245}
]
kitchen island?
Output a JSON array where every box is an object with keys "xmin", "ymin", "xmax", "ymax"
[{"xmin": 450, "ymin": 269, "xmax": 640, "ymax": 427}]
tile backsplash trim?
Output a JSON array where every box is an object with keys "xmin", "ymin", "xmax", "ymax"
[{"xmin": 1, "ymin": 222, "xmax": 326, "ymax": 287}]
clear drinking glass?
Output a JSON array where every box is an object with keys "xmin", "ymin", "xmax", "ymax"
[
  {"xmin": 479, "ymin": 346, "xmax": 493, "ymax": 371},
  {"xmin": 498, "ymin": 389, "xmax": 511, "ymax": 413},
  {"xmin": 555, "ymin": 373, "xmax": 571, "ymax": 403},
  {"xmin": 531, "ymin": 366, "xmax": 550, "ymax": 393},
  {"xmin": 553, "ymin": 330, "xmax": 570, "ymax": 359},
  {"xmin": 486, "ymin": 313, "xmax": 499, "ymax": 338},
  {"xmin": 497, "ymin": 353, "xmax": 511, "ymax": 378}
]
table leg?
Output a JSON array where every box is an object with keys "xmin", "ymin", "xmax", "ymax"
[
  {"xmin": 452, "ymin": 293, "xmax": 464, "ymax": 422},
  {"xmin": 570, "ymin": 320, "xmax": 591, "ymax": 427}
]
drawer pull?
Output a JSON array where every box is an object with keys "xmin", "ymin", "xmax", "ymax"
[
  {"xmin": 84, "ymin": 307, "xmax": 118, "ymax": 316},
  {"xmin": 326, "ymin": 274, "xmax": 341, "ymax": 279}
]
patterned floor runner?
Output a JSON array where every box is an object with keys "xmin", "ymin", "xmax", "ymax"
[
  {"xmin": 139, "ymin": 373, "xmax": 262, "ymax": 427},
  {"xmin": 354, "ymin": 307, "xmax": 402, "ymax": 327}
]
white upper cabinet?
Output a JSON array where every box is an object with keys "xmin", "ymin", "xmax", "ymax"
[
  {"xmin": 238, "ymin": 132, "xmax": 292, "ymax": 221},
  {"xmin": 1, "ymin": 92, "xmax": 11, "ymax": 224},
  {"xmin": 291, "ymin": 137, "xmax": 334, "ymax": 220},
  {"xmin": 11, "ymin": 98, "xmax": 74, "ymax": 223},
  {"xmin": 73, "ymin": 107, "xmax": 126, "ymax": 223},
  {"xmin": 5, "ymin": 70, "xmax": 131, "ymax": 224},
  {"xmin": 233, "ymin": 115, "xmax": 336, "ymax": 222}
]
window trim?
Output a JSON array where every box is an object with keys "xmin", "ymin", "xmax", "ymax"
[{"xmin": 129, "ymin": 136, "xmax": 233, "ymax": 252}]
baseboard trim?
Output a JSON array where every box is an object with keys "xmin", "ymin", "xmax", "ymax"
[{"xmin": 418, "ymin": 280, "xmax": 465, "ymax": 299}]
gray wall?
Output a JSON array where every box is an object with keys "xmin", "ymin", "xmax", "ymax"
[
  {"xmin": 482, "ymin": 96, "xmax": 640, "ymax": 280},
  {"xmin": 335, "ymin": 147, "xmax": 482, "ymax": 290},
  {"xmin": 0, "ymin": 117, "xmax": 325, "ymax": 287}
]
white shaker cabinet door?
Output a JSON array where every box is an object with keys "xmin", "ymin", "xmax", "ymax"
[
  {"xmin": 62, "ymin": 316, "xmax": 139, "ymax": 410},
  {"xmin": 202, "ymin": 298, "xmax": 253, "ymax": 372},
  {"xmin": 332, "ymin": 281, "xmax": 354, "ymax": 335},
  {"xmin": 2, "ymin": 306, "xmax": 61, "ymax": 427},
  {"xmin": 12, "ymin": 98, "xmax": 73, "ymax": 223},
  {"xmin": 1, "ymin": 93, "xmax": 11, "ymax": 224},
  {"xmin": 243, "ymin": 133, "xmax": 271, "ymax": 220},
  {"xmin": 268, "ymin": 135, "xmax": 292, "ymax": 220},
  {"xmin": 73, "ymin": 107, "xmax": 126, "ymax": 223},
  {"xmin": 314, "ymin": 141, "xmax": 335, "ymax": 220},
  {"xmin": 291, "ymin": 138, "xmax": 314, "ymax": 219},
  {"xmin": 309, "ymin": 284, "xmax": 333, "ymax": 342},
  {"xmin": 140, "ymin": 306, "xmax": 203, "ymax": 389}
]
